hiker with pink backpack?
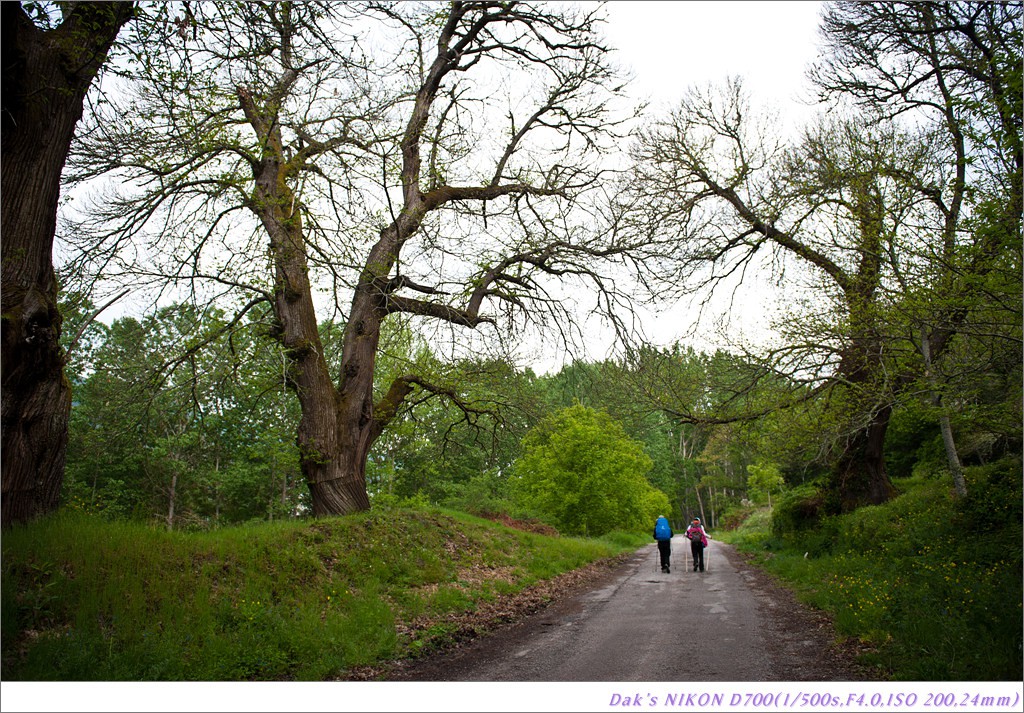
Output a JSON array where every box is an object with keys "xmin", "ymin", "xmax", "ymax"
[{"xmin": 685, "ymin": 517, "xmax": 709, "ymax": 572}]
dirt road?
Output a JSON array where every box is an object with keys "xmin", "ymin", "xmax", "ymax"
[{"xmin": 389, "ymin": 539, "xmax": 871, "ymax": 682}]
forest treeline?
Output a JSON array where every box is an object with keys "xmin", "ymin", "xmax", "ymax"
[
  {"xmin": 3, "ymin": 2, "xmax": 1021, "ymax": 535},
  {"xmin": 61, "ymin": 299, "xmax": 770, "ymax": 532},
  {"xmin": 59, "ymin": 298, "xmax": 1020, "ymax": 542}
]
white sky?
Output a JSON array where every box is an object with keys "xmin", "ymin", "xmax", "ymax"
[{"xmin": 604, "ymin": 1, "xmax": 825, "ymax": 116}]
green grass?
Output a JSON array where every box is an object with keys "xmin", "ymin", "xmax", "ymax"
[
  {"xmin": 717, "ymin": 465, "xmax": 1023, "ymax": 681},
  {"xmin": 2, "ymin": 507, "xmax": 645, "ymax": 681},
  {"xmin": 7, "ymin": 462, "xmax": 1019, "ymax": 682}
]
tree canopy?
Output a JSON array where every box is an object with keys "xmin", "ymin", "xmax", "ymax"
[{"xmin": 61, "ymin": 1, "xmax": 674, "ymax": 517}]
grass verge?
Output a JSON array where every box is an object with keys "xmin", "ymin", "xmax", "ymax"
[
  {"xmin": 718, "ymin": 469, "xmax": 1023, "ymax": 681},
  {"xmin": 2, "ymin": 507, "xmax": 645, "ymax": 681}
]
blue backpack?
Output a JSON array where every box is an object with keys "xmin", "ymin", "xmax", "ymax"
[{"xmin": 654, "ymin": 517, "xmax": 671, "ymax": 540}]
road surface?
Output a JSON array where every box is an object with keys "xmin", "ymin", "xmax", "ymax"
[{"xmin": 390, "ymin": 539, "xmax": 868, "ymax": 681}]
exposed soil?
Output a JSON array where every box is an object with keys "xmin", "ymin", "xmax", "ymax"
[
  {"xmin": 475, "ymin": 511, "xmax": 561, "ymax": 537},
  {"xmin": 734, "ymin": 550, "xmax": 882, "ymax": 681}
]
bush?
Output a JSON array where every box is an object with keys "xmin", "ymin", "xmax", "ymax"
[
  {"xmin": 884, "ymin": 408, "xmax": 941, "ymax": 480},
  {"xmin": 730, "ymin": 470, "xmax": 1022, "ymax": 680},
  {"xmin": 954, "ymin": 456, "xmax": 1023, "ymax": 533},
  {"xmin": 719, "ymin": 503, "xmax": 758, "ymax": 531},
  {"xmin": 771, "ymin": 484, "xmax": 825, "ymax": 540},
  {"xmin": 440, "ymin": 470, "xmax": 515, "ymax": 518}
]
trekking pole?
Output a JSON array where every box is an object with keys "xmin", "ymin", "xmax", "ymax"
[{"xmin": 705, "ymin": 542, "xmax": 710, "ymax": 572}]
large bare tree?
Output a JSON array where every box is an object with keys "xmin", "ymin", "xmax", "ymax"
[
  {"xmin": 623, "ymin": 1, "xmax": 1021, "ymax": 511},
  {"xmin": 813, "ymin": 1, "xmax": 1023, "ymax": 499},
  {"xmin": 626, "ymin": 86, "xmax": 933, "ymax": 510},
  {"xmin": 64, "ymin": 2, "xmax": 664, "ymax": 516},
  {"xmin": 2, "ymin": 1, "xmax": 134, "ymax": 526}
]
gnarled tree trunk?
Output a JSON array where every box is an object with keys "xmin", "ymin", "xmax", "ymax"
[
  {"xmin": 830, "ymin": 403, "xmax": 897, "ymax": 512},
  {"xmin": 1, "ymin": 2, "xmax": 133, "ymax": 526}
]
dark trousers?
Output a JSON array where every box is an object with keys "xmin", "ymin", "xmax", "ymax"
[
  {"xmin": 657, "ymin": 540, "xmax": 671, "ymax": 569},
  {"xmin": 690, "ymin": 540, "xmax": 705, "ymax": 571}
]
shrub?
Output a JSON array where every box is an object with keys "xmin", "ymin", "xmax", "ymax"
[
  {"xmin": 771, "ymin": 484, "xmax": 825, "ymax": 539},
  {"xmin": 954, "ymin": 456, "xmax": 1023, "ymax": 532}
]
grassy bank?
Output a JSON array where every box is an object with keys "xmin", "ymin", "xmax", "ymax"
[
  {"xmin": 2, "ymin": 507, "xmax": 645, "ymax": 681},
  {"xmin": 5, "ymin": 466, "xmax": 1020, "ymax": 682},
  {"xmin": 718, "ymin": 468, "xmax": 1023, "ymax": 681}
]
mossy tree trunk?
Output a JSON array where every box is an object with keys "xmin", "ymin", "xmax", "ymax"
[{"xmin": 1, "ymin": 2, "xmax": 134, "ymax": 526}]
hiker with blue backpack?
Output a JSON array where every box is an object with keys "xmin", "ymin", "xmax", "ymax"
[
  {"xmin": 653, "ymin": 515, "xmax": 673, "ymax": 573},
  {"xmin": 685, "ymin": 517, "xmax": 709, "ymax": 572}
]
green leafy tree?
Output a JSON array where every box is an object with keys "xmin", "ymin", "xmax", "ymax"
[
  {"xmin": 538, "ymin": 352, "xmax": 714, "ymax": 524},
  {"xmin": 625, "ymin": 1, "xmax": 1021, "ymax": 512},
  {"xmin": 509, "ymin": 403, "xmax": 668, "ymax": 536},
  {"xmin": 746, "ymin": 461, "xmax": 785, "ymax": 508},
  {"xmin": 811, "ymin": 1, "xmax": 1022, "ymax": 501},
  {"xmin": 63, "ymin": 303, "xmax": 307, "ymax": 527}
]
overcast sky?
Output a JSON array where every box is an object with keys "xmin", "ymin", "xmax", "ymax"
[{"xmin": 603, "ymin": 1, "xmax": 825, "ymax": 117}]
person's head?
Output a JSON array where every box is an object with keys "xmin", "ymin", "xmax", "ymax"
[{"xmin": 692, "ymin": 518, "xmax": 700, "ymax": 524}]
